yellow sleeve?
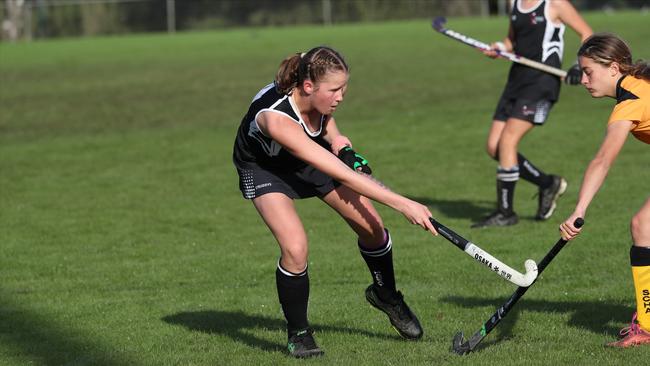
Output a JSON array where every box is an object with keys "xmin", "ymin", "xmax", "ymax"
[{"xmin": 608, "ymin": 99, "xmax": 644, "ymax": 125}]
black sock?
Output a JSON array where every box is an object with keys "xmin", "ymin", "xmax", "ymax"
[
  {"xmin": 630, "ymin": 246, "xmax": 650, "ymax": 266},
  {"xmin": 496, "ymin": 166, "xmax": 518, "ymax": 215},
  {"xmin": 359, "ymin": 229, "xmax": 396, "ymax": 301},
  {"xmin": 492, "ymin": 150, "xmax": 552, "ymax": 188},
  {"xmin": 276, "ymin": 262, "xmax": 309, "ymax": 333},
  {"xmin": 517, "ymin": 153, "xmax": 553, "ymax": 188}
]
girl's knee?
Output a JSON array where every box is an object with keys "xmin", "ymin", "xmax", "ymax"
[
  {"xmin": 631, "ymin": 212, "xmax": 650, "ymax": 244},
  {"xmin": 280, "ymin": 244, "xmax": 309, "ymax": 271},
  {"xmin": 358, "ymin": 225, "xmax": 387, "ymax": 248}
]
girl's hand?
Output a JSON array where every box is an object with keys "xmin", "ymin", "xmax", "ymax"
[
  {"xmin": 482, "ymin": 42, "xmax": 505, "ymax": 59},
  {"xmin": 331, "ymin": 135, "xmax": 352, "ymax": 155},
  {"xmin": 400, "ymin": 199, "xmax": 438, "ymax": 236},
  {"xmin": 559, "ymin": 212, "xmax": 584, "ymax": 241}
]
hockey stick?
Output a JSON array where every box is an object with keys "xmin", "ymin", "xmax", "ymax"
[
  {"xmin": 357, "ymin": 171, "xmax": 538, "ymax": 287},
  {"xmin": 357, "ymin": 171, "xmax": 538, "ymax": 286},
  {"xmin": 432, "ymin": 17, "xmax": 567, "ymax": 79},
  {"xmin": 429, "ymin": 217, "xmax": 538, "ymax": 287},
  {"xmin": 451, "ymin": 218, "xmax": 584, "ymax": 355}
]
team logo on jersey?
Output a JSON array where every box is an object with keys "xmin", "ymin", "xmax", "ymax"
[{"xmin": 529, "ymin": 12, "xmax": 545, "ymax": 25}]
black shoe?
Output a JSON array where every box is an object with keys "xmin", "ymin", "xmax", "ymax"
[
  {"xmin": 535, "ymin": 175, "xmax": 567, "ymax": 220},
  {"xmin": 365, "ymin": 285, "xmax": 423, "ymax": 340},
  {"xmin": 471, "ymin": 210, "xmax": 519, "ymax": 228},
  {"xmin": 287, "ymin": 328, "xmax": 324, "ymax": 358}
]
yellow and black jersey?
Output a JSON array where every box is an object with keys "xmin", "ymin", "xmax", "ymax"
[{"xmin": 608, "ymin": 75, "xmax": 650, "ymax": 144}]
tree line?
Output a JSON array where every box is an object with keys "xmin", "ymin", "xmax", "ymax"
[{"xmin": 1, "ymin": 0, "xmax": 646, "ymax": 41}]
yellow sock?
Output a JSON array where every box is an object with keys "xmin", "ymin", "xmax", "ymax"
[{"xmin": 632, "ymin": 265, "xmax": 650, "ymax": 331}]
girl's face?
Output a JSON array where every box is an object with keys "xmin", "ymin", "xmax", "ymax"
[
  {"xmin": 310, "ymin": 71, "xmax": 349, "ymax": 115},
  {"xmin": 578, "ymin": 56, "xmax": 621, "ymax": 98}
]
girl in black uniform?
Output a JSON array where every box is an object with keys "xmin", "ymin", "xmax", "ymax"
[
  {"xmin": 233, "ymin": 46, "xmax": 437, "ymax": 358},
  {"xmin": 473, "ymin": 0, "xmax": 592, "ymax": 228}
]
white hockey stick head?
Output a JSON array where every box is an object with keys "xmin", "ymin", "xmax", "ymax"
[{"xmin": 465, "ymin": 243, "xmax": 538, "ymax": 287}]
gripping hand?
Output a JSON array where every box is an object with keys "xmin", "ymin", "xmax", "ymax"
[
  {"xmin": 565, "ymin": 63, "xmax": 582, "ymax": 85},
  {"xmin": 338, "ymin": 146, "xmax": 372, "ymax": 174}
]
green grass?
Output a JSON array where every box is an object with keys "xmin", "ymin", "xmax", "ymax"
[{"xmin": 1, "ymin": 11, "xmax": 649, "ymax": 365}]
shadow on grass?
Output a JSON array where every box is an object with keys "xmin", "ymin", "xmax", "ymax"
[
  {"xmin": 442, "ymin": 295, "xmax": 633, "ymax": 351},
  {"xmin": 162, "ymin": 310, "xmax": 402, "ymax": 354},
  {"xmin": 407, "ymin": 197, "xmax": 493, "ymax": 222},
  {"xmin": 0, "ymin": 290, "xmax": 140, "ymax": 366}
]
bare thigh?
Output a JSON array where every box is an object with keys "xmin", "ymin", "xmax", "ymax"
[
  {"xmin": 631, "ymin": 197, "xmax": 650, "ymax": 246},
  {"xmin": 321, "ymin": 184, "xmax": 385, "ymax": 248},
  {"xmin": 252, "ymin": 193, "xmax": 308, "ymax": 273},
  {"xmin": 498, "ymin": 118, "xmax": 535, "ymax": 168}
]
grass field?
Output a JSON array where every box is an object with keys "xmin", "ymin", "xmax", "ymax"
[{"xmin": 1, "ymin": 10, "xmax": 649, "ymax": 366}]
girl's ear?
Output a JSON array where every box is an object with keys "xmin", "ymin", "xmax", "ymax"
[
  {"xmin": 302, "ymin": 79, "xmax": 315, "ymax": 95},
  {"xmin": 609, "ymin": 62, "xmax": 621, "ymax": 77}
]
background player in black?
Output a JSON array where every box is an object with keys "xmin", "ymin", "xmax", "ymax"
[
  {"xmin": 473, "ymin": 0, "xmax": 592, "ymax": 228},
  {"xmin": 233, "ymin": 46, "xmax": 438, "ymax": 358}
]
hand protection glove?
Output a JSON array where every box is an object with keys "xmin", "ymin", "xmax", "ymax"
[
  {"xmin": 338, "ymin": 146, "xmax": 372, "ymax": 174},
  {"xmin": 565, "ymin": 63, "xmax": 582, "ymax": 85}
]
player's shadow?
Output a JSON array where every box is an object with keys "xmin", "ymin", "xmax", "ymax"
[
  {"xmin": 408, "ymin": 197, "xmax": 493, "ymax": 221},
  {"xmin": 162, "ymin": 310, "xmax": 401, "ymax": 353},
  {"xmin": 442, "ymin": 296, "xmax": 633, "ymax": 350},
  {"xmin": 0, "ymin": 290, "xmax": 140, "ymax": 366}
]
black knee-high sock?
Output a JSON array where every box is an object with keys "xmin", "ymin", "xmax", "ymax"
[
  {"xmin": 496, "ymin": 166, "xmax": 518, "ymax": 215},
  {"xmin": 276, "ymin": 262, "xmax": 309, "ymax": 333},
  {"xmin": 492, "ymin": 149, "xmax": 552, "ymax": 188},
  {"xmin": 517, "ymin": 153, "xmax": 553, "ymax": 188},
  {"xmin": 359, "ymin": 229, "xmax": 396, "ymax": 300}
]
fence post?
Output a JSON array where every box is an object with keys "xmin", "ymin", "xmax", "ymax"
[
  {"xmin": 322, "ymin": 0, "xmax": 331, "ymax": 25},
  {"xmin": 166, "ymin": 0, "xmax": 175, "ymax": 33}
]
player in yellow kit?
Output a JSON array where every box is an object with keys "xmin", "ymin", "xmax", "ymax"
[{"xmin": 559, "ymin": 33, "xmax": 650, "ymax": 348}]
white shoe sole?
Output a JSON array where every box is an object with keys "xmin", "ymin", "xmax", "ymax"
[{"xmin": 539, "ymin": 178, "xmax": 568, "ymax": 220}]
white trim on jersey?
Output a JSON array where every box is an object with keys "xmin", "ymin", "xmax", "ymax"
[
  {"xmin": 251, "ymin": 93, "xmax": 303, "ymax": 138},
  {"xmin": 541, "ymin": 0, "xmax": 565, "ymax": 63},
  {"xmin": 251, "ymin": 83, "xmax": 275, "ymax": 102},
  {"xmin": 245, "ymin": 83, "xmax": 324, "ymax": 157},
  {"xmin": 247, "ymin": 119, "xmax": 282, "ymax": 156},
  {"xmin": 515, "ymin": 0, "xmax": 542, "ymax": 14},
  {"xmin": 288, "ymin": 94, "xmax": 323, "ymax": 137}
]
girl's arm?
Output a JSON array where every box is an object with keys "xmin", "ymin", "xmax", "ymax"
[
  {"xmin": 258, "ymin": 112, "xmax": 437, "ymax": 234},
  {"xmin": 552, "ymin": 0, "xmax": 593, "ymax": 41},
  {"xmin": 321, "ymin": 116, "xmax": 352, "ymax": 154},
  {"xmin": 560, "ymin": 120, "xmax": 633, "ymax": 240},
  {"xmin": 484, "ymin": 23, "xmax": 514, "ymax": 58}
]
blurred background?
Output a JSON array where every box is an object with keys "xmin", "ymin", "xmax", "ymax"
[{"xmin": 1, "ymin": 0, "xmax": 648, "ymax": 42}]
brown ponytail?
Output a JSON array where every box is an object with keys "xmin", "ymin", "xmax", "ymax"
[
  {"xmin": 275, "ymin": 53, "xmax": 302, "ymax": 95},
  {"xmin": 274, "ymin": 46, "xmax": 349, "ymax": 95},
  {"xmin": 629, "ymin": 61, "xmax": 650, "ymax": 81},
  {"xmin": 578, "ymin": 33, "xmax": 650, "ymax": 81}
]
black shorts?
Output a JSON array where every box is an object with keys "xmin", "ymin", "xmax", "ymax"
[
  {"xmin": 237, "ymin": 164, "xmax": 340, "ymax": 200},
  {"xmin": 493, "ymin": 97, "xmax": 554, "ymax": 125}
]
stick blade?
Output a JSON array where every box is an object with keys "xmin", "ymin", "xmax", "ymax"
[
  {"xmin": 451, "ymin": 331, "xmax": 471, "ymax": 355},
  {"xmin": 432, "ymin": 17, "xmax": 447, "ymax": 32}
]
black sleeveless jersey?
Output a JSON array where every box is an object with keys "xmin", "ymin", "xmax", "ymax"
[
  {"xmin": 504, "ymin": 0, "xmax": 565, "ymax": 101},
  {"xmin": 233, "ymin": 83, "xmax": 329, "ymax": 172}
]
